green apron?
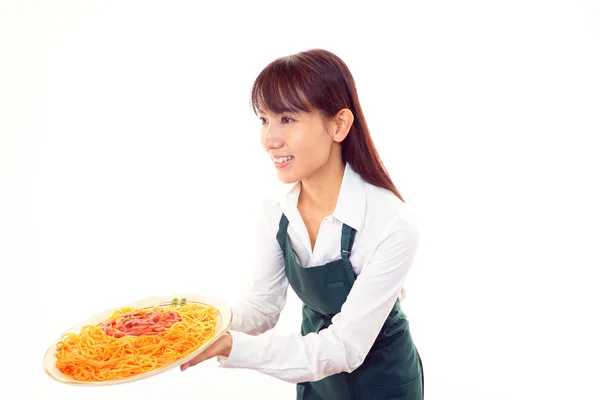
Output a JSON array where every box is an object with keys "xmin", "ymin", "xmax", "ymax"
[{"xmin": 276, "ymin": 213, "xmax": 423, "ymax": 400}]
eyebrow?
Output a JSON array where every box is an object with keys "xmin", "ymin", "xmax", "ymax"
[{"xmin": 257, "ymin": 109, "xmax": 300, "ymax": 116}]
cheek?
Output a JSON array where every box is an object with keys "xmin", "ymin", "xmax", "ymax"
[
  {"xmin": 259, "ymin": 129, "xmax": 267, "ymax": 148},
  {"xmin": 292, "ymin": 131, "xmax": 332, "ymax": 167}
]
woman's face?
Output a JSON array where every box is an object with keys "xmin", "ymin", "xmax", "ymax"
[{"xmin": 259, "ymin": 108, "xmax": 335, "ymax": 184}]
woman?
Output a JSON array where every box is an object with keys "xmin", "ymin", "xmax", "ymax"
[{"xmin": 181, "ymin": 48, "xmax": 424, "ymax": 400}]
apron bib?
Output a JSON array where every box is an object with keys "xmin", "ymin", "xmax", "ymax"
[{"xmin": 276, "ymin": 214, "xmax": 424, "ymax": 400}]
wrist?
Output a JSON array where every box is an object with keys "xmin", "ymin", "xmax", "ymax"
[{"xmin": 222, "ymin": 331, "xmax": 233, "ymax": 358}]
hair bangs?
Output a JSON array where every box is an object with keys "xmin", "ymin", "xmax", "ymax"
[{"xmin": 251, "ymin": 58, "xmax": 315, "ymax": 116}]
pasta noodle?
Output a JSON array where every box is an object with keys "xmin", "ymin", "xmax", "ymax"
[{"xmin": 55, "ymin": 302, "xmax": 219, "ymax": 382}]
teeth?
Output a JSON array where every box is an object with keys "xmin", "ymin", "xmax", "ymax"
[{"xmin": 274, "ymin": 156, "xmax": 294, "ymax": 163}]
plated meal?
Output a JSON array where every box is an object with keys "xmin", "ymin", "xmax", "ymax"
[{"xmin": 43, "ymin": 295, "xmax": 232, "ymax": 385}]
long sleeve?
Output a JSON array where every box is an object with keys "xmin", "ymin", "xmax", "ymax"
[
  {"xmin": 228, "ymin": 199, "xmax": 289, "ymax": 336},
  {"xmin": 218, "ymin": 216, "xmax": 419, "ymax": 383}
]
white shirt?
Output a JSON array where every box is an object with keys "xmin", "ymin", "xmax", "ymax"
[{"xmin": 217, "ymin": 162, "xmax": 420, "ymax": 383}]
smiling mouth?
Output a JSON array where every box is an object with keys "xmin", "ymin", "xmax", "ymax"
[
  {"xmin": 272, "ymin": 155, "xmax": 294, "ymax": 169},
  {"xmin": 271, "ymin": 155, "xmax": 294, "ymax": 163}
]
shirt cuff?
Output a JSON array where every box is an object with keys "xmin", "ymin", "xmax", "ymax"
[{"xmin": 216, "ymin": 330, "xmax": 263, "ymax": 369}]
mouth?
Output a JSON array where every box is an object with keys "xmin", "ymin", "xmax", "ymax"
[{"xmin": 271, "ymin": 155, "xmax": 294, "ymax": 169}]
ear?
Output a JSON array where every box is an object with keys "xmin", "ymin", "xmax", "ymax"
[{"xmin": 329, "ymin": 108, "xmax": 354, "ymax": 143}]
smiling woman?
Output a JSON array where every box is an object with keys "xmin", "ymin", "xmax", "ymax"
[
  {"xmin": 251, "ymin": 50, "xmax": 404, "ymax": 201},
  {"xmin": 181, "ymin": 48, "xmax": 423, "ymax": 400}
]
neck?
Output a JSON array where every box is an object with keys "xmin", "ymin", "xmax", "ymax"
[{"xmin": 298, "ymin": 156, "xmax": 345, "ymax": 215}]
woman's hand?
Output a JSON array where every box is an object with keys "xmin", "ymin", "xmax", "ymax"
[{"xmin": 180, "ymin": 331, "xmax": 233, "ymax": 372}]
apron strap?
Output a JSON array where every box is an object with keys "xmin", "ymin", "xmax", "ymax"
[
  {"xmin": 340, "ymin": 224, "xmax": 357, "ymax": 282},
  {"xmin": 340, "ymin": 224, "xmax": 356, "ymax": 259},
  {"xmin": 276, "ymin": 213, "xmax": 290, "ymax": 251}
]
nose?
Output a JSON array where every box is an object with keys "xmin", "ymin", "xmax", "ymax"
[{"xmin": 262, "ymin": 124, "xmax": 284, "ymax": 150}]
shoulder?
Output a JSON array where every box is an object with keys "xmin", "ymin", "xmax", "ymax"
[
  {"xmin": 252, "ymin": 180, "xmax": 283, "ymax": 217},
  {"xmin": 257, "ymin": 180, "xmax": 297, "ymax": 218},
  {"xmin": 363, "ymin": 183, "xmax": 420, "ymax": 244},
  {"xmin": 255, "ymin": 197, "xmax": 283, "ymax": 223},
  {"xmin": 252, "ymin": 195, "xmax": 287, "ymax": 240}
]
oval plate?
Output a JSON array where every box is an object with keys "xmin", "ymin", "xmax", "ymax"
[{"xmin": 43, "ymin": 294, "xmax": 232, "ymax": 386}]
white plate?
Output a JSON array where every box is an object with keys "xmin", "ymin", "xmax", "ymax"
[{"xmin": 43, "ymin": 294, "xmax": 232, "ymax": 386}]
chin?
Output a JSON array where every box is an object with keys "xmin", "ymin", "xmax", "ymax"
[{"xmin": 276, "ymin": 171, "xmax": 301, "ymax": 184}]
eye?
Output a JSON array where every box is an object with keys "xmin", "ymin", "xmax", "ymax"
[
  {"xmin": 259, "ymin": 117, "xmax": 267, "ymax": 125},
  {"xmin": 281, "ymin": 116, "xmax": 293, "ymax": 124}
]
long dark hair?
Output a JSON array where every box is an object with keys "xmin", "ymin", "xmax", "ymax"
[{"xmin": 250, "ymin": 48, "xmax": 404, "ymax": 202}]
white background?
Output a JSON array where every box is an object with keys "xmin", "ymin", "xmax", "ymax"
[{"xmin": 1, "ymin": 1, "xmax": 599, "ymax": 399}]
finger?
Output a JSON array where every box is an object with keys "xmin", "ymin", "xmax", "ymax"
[
  {"xmin": 180, "ymin": 353, "xmax": 206, "ymax": 372},
  {"xmin": 189, "ymin": 355, "xmax": 207, "ymax": 367},
  {"xmin": 184, "ymin": 351, "xmax": 211, "ymax": 370},
  {"xmin": 180, "ymin": 336, "xmax": 226, "ymax": 372}
]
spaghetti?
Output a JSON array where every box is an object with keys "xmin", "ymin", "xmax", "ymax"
[{"xmin": 55, "ymin": 302, "xmax": 219, "ymax": 382}]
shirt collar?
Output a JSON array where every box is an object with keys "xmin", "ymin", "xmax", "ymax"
[{"xmin": 279, "ymin": 162, "xmax": 366, "ymax": 232}]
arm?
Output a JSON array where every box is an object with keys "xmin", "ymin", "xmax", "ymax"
[
  {"xmin": 218, "ymin": 216, "xmax": 419, "ymax": 383},
  {"xmin": 228, "ymin": 199, "xmax": 289, "ymax": 336}
]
